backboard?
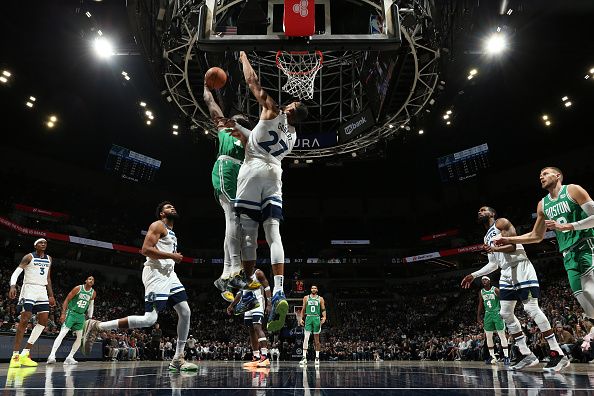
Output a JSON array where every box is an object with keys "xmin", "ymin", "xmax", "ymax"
[{"xmin": 197, "ymin": 0, "xmax": 401, "ymax": 51}]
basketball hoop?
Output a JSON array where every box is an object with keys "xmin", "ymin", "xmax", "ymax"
[{"xmin": 276, "ymin": 50, "xmax": 323, "ymax": 100}]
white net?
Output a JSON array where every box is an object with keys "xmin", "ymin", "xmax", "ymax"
[{"xmin": 276, "ymin": 51, "xmax": 323, "ymax": 100}]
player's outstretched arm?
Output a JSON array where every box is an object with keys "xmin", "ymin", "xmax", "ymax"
[
  {"xmin": 87, "ymin": 291, "xmax": 96, "ymax": 319},
  {"xmin": 203, "ymin": 82, "xmax": 226, "ymax": 127},
  {"xmin": 546, "ymin": 184, "xmax": 594, "ymax": 231},
  {"xmin": 495, "ymin": 201, "xmax": 546, "ymax": 245},
  {"xmin": 60, "ymin": 286, "xmax": 80, "ymax": 323},
  {"xmin": 239, "ymin": 51, "xmax": 278, "ymax": 117},
  {"xmin": 9, "ymin": 254, "xmax": 31, "ymax": 299},
  {"xmin": 141, "ymin": 221, "xmax": 183, "ymax": 263},
  {"xmin": 461, "ymin": 258, "xmax": 498, "ymax": 289}
]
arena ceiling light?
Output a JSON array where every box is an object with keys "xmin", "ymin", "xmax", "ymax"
[
  {"xmin": 140, "ymin": 101, "xmax": 147, "ymax": 107},
  {"xmin": 49, "ymin": 115, "xmax": 57, "ymax": 122},
  {"xmin": 29, "ymin": 96, "xmax": 36, "ymax": 102},
  {"xmin": 85, "ymin": 11, "xmax": 92, "ymax": 18},
  {"xmin": 485, "ymin": 33, "xmax": 507, "ymax": 55},
  {"xmin": 47, "ymin": 121, "xmax": 55, "ymax": 128},
  {"xmin": 418, "ymin": 129, "xmax": 424, "ymax": 135},
  {"xmin": 561, "ymin": 96, "xmax": 568, "ymax": 102},
  {"xmin": 545, "ymin": 120, "xmax": 552, "ymax": 126},
  {"xmin": 93, "ymin": 37, "xmax": 115, "ymax": 59},
  {"xmin": 172, "ymin": 130, "xmax": 179, "ymax": 136},
  {"xmin": 542, "ymin": 115, "xmax": 549, "ymax": 121},
  {"xmin": 146, "ymin": 120, "xmax": 151, "ymax": 125},
  {"xmin": 0, "ymin": 76, "xmax": 8, "ymax": 83},
  {"xmin": 564, "ymin": 101, "xmax": 572, "ymax": 108},
  {"xmin": 467, "ymin": 69, "xmax": 478, "ymax": 80},
  {"xmin": 172, "ymin": 124, "xmax": 179, "ymax": 130},
  {"xmin": 26, "ymin": 101, "xmax": 34, "ymax": 108}
]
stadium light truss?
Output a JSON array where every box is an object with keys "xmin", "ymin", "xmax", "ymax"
[{"xmin": 161, "ymin": 0, "xmax": 440, "ymax": 159}]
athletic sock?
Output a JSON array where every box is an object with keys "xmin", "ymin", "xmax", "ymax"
[
  {"xmin": 261, "ymin": 348, "xmax": 268, "ymax": 358},
  {"xmin": 514, "ymin": 335, "xmax": 531, "ymax": 355},
  {"xmin": 273, "ymin": 275, "xmax": 284, "ymax": 295},
  {"xmin": 99, "ymin": 320, "xmax": 119, "ymax": 330},
  {"xmin": 545, "ymin": 334, "xmax": 564, "ymax": 355},
  {"xmin": 316, "ymin": 351, "xmax": 320, "ymax": 358}
]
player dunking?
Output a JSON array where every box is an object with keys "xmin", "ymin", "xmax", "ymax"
[
  {"xmin": 462, "ymin": 206, "xmax": 569, "ymax": 372},
  {"xmin": 299, "ymin": 285, "xmax": 326, "ymax": 366},
  {"xmin": 232, "ymin": 50, "xmax": 308, "ymax": 332},
  {"xmin": 227, "ymin": 268, "xmax": 272, "ymax": 368},
  {"xmin": 495, "ymin": 167, "xmax": 594, "ymax": 320},
  {"xmin": 8, "ymin": 238, "xmax": 55, "ymax": 368},
  {"xmin": 203, "ymin": 80, "xmax": 259, "ymax": 301},
  {"xmin": 475, "ymin": 276, "xmax": 509, "ymax": 365},
  {"xmin": 81, "ymin": 202, "xmax": 197, "ymax": 372},
  {"xmin": 47, "ymin": 276, "xmax": 96, "ymax": 365}
]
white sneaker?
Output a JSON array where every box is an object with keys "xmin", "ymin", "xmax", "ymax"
[
  {"xmin": 64, "ymin": 357, "xmax": 78, "ymax": 365},
  {"xmin": 47, "ymin": 356, "xmax": 56, "ymax": 365},
  {"xmin": 299, "ymin": 357, "xmax": 307, "ymax": 366}
]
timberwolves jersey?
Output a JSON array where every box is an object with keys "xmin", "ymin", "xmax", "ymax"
[
  {"xmin": 24, "ymin": 252, "xmax": 51, "ymax": 286},
  {"xmin": 245, "ymin": 112, "xmax": 296, "ymax": 167},
  {"xmin": 145, "ymin": 222, "xmax": 177, "ymax": 271},
  {"xmin": 484, "ymin": 224, "xmax": 528, "ymax": 270}
]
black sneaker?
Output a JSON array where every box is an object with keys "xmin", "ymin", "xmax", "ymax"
[{"xmin": 543, "ymin": 351, "xmax": 570, "ymax": 372}]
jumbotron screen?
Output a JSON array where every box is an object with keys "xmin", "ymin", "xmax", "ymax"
[
  {"xmin": 437, "ymin": 143, "xmax": 490, "ymax": 182},
  {"xmin": 105, "ymin": 144, "xmax": 161, "ymax": 183}
]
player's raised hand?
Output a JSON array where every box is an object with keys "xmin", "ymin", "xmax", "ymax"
[
  {"xmin": 171, "ymin": 252, "xmax": 183, "ymax": 263},
  {"xmin": 8, "ymin": 286, "xmax": 17, "ymax": 300},
  {"xmin": 460, "ymin": 274, "xmax": 474, "ymax": 289}
]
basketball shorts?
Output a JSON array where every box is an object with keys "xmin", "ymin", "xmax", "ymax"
[
  {"xmin": 142, "ymin": 265, "xmax": 187, "ymax": 313},
  {"xmin": 563, "ymin": 238, "xmax": 594, "ymax": 296},
  {"xmin": 63, "ymin": 310, "xmax": 85, "ymax": 331},
  {"xmin": 234, "ymin": 160, "xmax": 283, "ymax": 222},
  {"xmin": 244, "ymin": 297, "xmax": 265, "ymax": 326},
  {"xmin": 305, "ymin": 315, "xmax": 321, "ymax": 334},
  {"xmin": 483, "ymin": 312, "xmax": 505, "ymax": 332},
  {"xmin": 18, "ymin": 284, "xmax": 49, "ymax": 314},
  {"xmin": 499, "ymin": 259, "xmax": 540, "ymax": 301},
  {"xmin": 212, "ymin": 157, "xmax": 241, "ymax": 202}
]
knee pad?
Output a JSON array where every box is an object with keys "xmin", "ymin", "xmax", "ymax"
[
  {"xmin": 240, "ymin": 214, "xmax": 259, "ymax": 261},
  {"xmin": 263, "ymin": 218, "xmax": 284, "ymax": 264},
  {"xmin": 523, "ymin": 298, "xmax": 551, "ymax": 332}
]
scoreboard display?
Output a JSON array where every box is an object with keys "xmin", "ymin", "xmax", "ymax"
[
  {"xmin": 105, "ymin": 144, "xmax": 161, "ymax": 183},
  {"xmin": 437, "ymin": 143, "xmax": 490, "ymax": 182}
]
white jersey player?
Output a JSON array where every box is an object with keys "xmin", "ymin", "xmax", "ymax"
[
  {"xmin": 227, "ymin": 269, "xmax": 272, "ymax": 368},
  {"xmin": 81, "ymin": 201, "xmax": 197, "ymax": 372},
  {"xmin": 461, "ymin": 206, "xmax": 570, "ymax": 372},
  {"xmin": 9, "ymin": 238, "xmax": 56, "ymax": 368},
  {"xmin": 230, "ymin": 51, "xmax": 309, "ymax": 333}
]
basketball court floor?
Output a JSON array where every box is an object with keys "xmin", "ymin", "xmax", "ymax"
[{"xmin": 2, "ymin": 360, "xmax": 592, "ymax": 395}]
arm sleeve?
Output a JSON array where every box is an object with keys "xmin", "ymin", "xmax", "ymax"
[
  {"xmin": 87, "ymin": 300, "xmax": 94, "ymax": 318},
  {"xmin": 10, "ymin": 267, "xmax": 24, "ymax": 286},
  {"xmin": 234, "ymin": 124, "xmax": 252, "ymax": 138},
  {"xmin": 471, "ymin": 256, "xmax": 499, "ymax": 278},
  {"xmin": 571, "ymin": 201, "xmax": 594, "ymax": 230}
]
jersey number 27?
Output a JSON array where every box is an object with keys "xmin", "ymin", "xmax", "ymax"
[{"xmin": 259, "ymin": 131, "xmax": 288, "ymax": 157}]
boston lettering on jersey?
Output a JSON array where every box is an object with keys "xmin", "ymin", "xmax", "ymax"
[{"xmin": 544, "ymin": 201, "xmax": 571, "ymax": 219}]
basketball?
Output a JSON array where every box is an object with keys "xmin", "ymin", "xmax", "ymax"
[{"xmin": 205, "ymin": 67, "xmax": 227, "ymax": 89}]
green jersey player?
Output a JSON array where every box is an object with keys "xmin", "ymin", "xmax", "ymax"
[
  {"xmin": 299, "ymin": 285, "xmax": 326, "ymax": 366},
  {"xmin": 496, "ymin": 167, "xmax": 594, "ymax": 319},
  {"xmin": 48, "ymin": 276, "xmax": 96, "ymax": 365},
  {"xmin": 477, "ymin": 276, "xmax": 507, "ymax": 364},
  {"xmin": 203, "ymin": 80, "xmax": 260, "ymax": 301}
]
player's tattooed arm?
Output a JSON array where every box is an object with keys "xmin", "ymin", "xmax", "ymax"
[
  {"xmin": 486, "ymin": 218, "xmax": 517, "ymax": 253},
  {"xmin": 239, "ymin": 51, "xmax": 278, "ymax": 118},
  {"xmin": 203, "ymin": 81, "xmax": 226, "ymax": 127},
  {"xmin": 320, "ymin": 297, "xmax": 326, "ymax": 325},
  {"xmin": 495, "ymin": 201, "xmax": 546, "ymax": 246},
  {"xmin": 141, "ymin": 221, "xmax": 183, "ymax": 263},
  {"xmin": 299, "ymin": 296, "xmax": 307, "ymax": 326},
  {"xmin": 226, "ymin": 292, "xmax": 242, "ymax": 315}
]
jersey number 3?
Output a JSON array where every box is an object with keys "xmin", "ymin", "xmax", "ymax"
[{"xmin": 259, "ymin": 131, "xmax": 288, "ymax": 157}]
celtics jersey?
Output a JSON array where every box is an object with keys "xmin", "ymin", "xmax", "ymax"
[
  {"xmin": 67, "ymin": 285, "xmax": 93, "ymax": 314},
  {"xmin": 542, "ymin": 185, "xmax": 594, "ymax": 252},
  {"xmin": 481, "ymin": 287, "xmax": 500, "ymax": 314},
  {"xmin": 217, "ymin": 129, "xmax": 244, "ymax": 161},
  {"xmin": 306, "ymin": 295, "xmax": 321, "ymax": 316}
]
